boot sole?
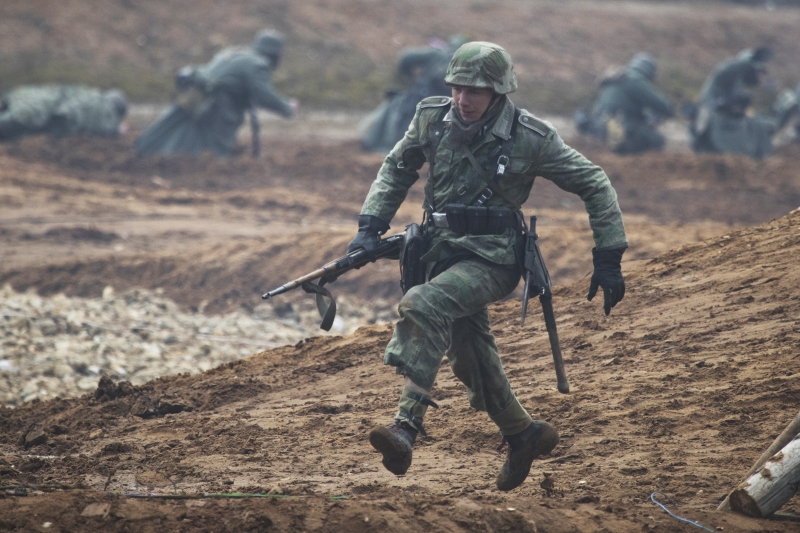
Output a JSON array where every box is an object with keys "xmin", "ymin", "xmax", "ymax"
[{"xmin": 369, "ymin": 426, "xmax": 412, "ymax": 475}]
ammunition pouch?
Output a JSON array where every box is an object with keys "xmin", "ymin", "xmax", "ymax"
[
  {"xmin": 439, "ymin": 204, "xmax": 522, "ymax": 236},
  {"xmin": 400, "ymin": 223, "xmax": 427, "ymax": 294}
]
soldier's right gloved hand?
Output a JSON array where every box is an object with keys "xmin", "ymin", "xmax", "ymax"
[
  {"xmin": 587, "ymin": 247, "xmax": 626, "ymax": 316},
  {"xmin": 347, "ymin": 215, "xmax": 390, "ymax": 263}
]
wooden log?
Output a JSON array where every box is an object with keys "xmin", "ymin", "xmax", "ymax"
[
  {"xmin": 718, "ymin": 409, "xmax": 800, "ymax": 511},
  {"xmin": 729, "ymin": 437, "xmax": 800, "ymax": 518}
]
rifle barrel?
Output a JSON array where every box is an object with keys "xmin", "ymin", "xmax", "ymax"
[{"xmin": 260, "ymin": 233, "xmax": 404, "ymax": 300}]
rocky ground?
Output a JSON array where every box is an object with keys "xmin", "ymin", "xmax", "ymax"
[{"xmin": 0, "ymin": 284, "xmax": 396, "ymax": 405}]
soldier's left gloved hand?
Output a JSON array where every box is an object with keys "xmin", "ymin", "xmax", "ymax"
[
  {"xmin": 347, "ymin": 215, "xmax": 390, "ymax": 262},
  {"xmin": 587, "ymin": 247, "xmax": 626, "ymax": 316}
]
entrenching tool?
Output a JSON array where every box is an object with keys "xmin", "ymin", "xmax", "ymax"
[{"xmin": 520, "ymin": 216, "xmax": 570, "ymax": 394}]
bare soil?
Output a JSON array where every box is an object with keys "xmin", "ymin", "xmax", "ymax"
[{"xmin": 2, "ymin": 1, "xmax": 800, "ymax": 532}]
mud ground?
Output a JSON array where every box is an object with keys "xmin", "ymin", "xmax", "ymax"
[
  {"xmin": 3, "ymin": 1, "xmax": 800, "ymax": 532},
  {"xmin": 1, "ymin": 110, "xmax": 800, "ymax": 531}
]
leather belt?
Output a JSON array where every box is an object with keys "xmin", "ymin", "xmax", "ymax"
[{"xmin": 426, "ymin": 206, "xmax": 523, "ymax": 236}]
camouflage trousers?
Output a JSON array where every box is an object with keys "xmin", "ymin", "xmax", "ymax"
[{"xmin": 385, "ymin": 256, "xmax": 533, "ymax": 435}]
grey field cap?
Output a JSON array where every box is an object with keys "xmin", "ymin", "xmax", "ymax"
[{"xmin": 444, "ymin": 41, "xmax": 517, "ymax": 94}]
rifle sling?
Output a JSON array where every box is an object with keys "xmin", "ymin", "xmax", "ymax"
[{"xmin": 301, "ymin": 279, "xmax": 337, "ymax": 331}]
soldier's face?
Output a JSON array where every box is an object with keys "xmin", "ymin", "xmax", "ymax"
[{"xmin": 451, "ymin": 85, "xmax": 495, "ymax": 123}]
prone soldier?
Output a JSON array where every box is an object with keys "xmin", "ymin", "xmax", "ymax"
[{"xmin": 0, "ymin": 85, "xmax": 127, "ymax": 141}]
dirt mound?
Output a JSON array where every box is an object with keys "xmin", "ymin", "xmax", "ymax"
[
  {"xmin": 0, "ymin": 230, "xmax": 402, "ymax": 315},
  {"xmin": 1, "ymin": 209, "xmax": 798, "ymax": 531},
  {"xmin": 3, "ymin": 133, "xmax": 387, "ymax": 198}
]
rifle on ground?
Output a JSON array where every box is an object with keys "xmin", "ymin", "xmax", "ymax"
[
  {"xmin": 520, "ymin": 216, "xmax": 570, "ymax": 394},
  {"xmin": 261, "ymin": 234, "xmax": 404, "ymax": 331}
]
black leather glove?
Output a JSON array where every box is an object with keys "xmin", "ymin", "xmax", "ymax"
[
  {"xmin": 587, "ymin": 247, "xmax": 626, "ymax": 316},
  {"xmin": 347, "ymin": 215, "xmax": 390, "ymax": 262}
]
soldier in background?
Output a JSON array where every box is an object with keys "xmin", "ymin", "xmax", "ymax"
[
  {"xmin": 574, "ymin": 53, "xmax": 674, "ymax": 155},
  {"xmin": 136, "ymin": 29, "xmax": 297, "ymax": 157},
  {"xmin": 361, "ymin": 36, "xmax": 466, "ymax": 153},
  {"xmin": 688, "ymin": 47, "xmax": 798, "ymax": 159},
  {"xmin": 0, "ymin": 85, "xmax": 127, "ymax": 141}
]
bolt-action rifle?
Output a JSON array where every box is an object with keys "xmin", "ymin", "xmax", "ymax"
[
  {"xmin": 520, "ymin": 216, "xmax": 570, "ymax": 394},
  {"xmin": 263, "ymin": 218, "xmax": 570, "ymax": 394},
  {"xmin": 261, "ymin": 234, "xmax": 404, "ymax": 331}
]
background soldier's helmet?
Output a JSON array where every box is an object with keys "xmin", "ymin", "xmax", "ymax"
[
  {"xmin": 444, "ymin": 41, "xmax": 517, "ymax": 94},
  {"xmin": 627, "ymin": 53, "xmax": 658, "ymax": 81},
  {"xmin": 103, "ymin": 89, "xmax": 128, "ymax": 119},
  {"xmin": 252, "ymin": 29, "xmax": 284, "ymax": 58},
  {"xmin": 736, "ymin": 46, "xmax": 774, "ymax": 71}
]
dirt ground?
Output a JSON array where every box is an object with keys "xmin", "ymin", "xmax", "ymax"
[{"xmin": 3, "ymin": 1, "xmax": 800, "ymax": 532}]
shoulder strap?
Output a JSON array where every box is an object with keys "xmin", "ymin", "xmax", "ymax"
[
  {"xmin": 462, "ymin": 146, "xmax": 522, "ymax": 210},
  {"xmin": 425, "ymin": 105, "xmax": 449, "ymax": 213},
  {"xmin": 465, "ymin": 107, "xmax": 522, "ymax": 210}
]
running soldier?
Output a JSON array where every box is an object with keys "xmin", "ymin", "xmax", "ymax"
[
  {"xmin": 136, "ymin": 29, "xmax": 297, "ymax": 157},
  {"xmin": 361, "ymin": 36, "xmax": 466, "ymax": 153},
  {"xmin": 689, "ymin": 47, "xmax": 798, "ymax": 159},
  {"xmin": 574, "ymin": 53, "xmax": 674, "ymax": 154},
  {"xmin": 348, "ymin": 42, "xmax": 628, "ymax": 491}
]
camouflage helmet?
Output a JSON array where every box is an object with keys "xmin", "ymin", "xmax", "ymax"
[
  {"xmin": 252, "ymin": 29, "xmax": 284, "ymax": 58},
  {"xmin": 444, "ymin": 41, "xmax": 517, "ymax": 94},
  {"xmin": 627, "ymin": 53, "xmax": 657, "ymax": 81}
]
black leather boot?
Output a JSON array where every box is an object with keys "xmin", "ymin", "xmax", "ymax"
[
  {"xmin": 496, "ymin": 420, "xmax": 559, "ymax": 491},
  {"xmin": 369, "ymin": 421, "xmax": 418, "ymax": 475}
]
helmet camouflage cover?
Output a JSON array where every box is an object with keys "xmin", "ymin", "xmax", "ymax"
[{"xmin": 444, "ymin": 41, "xmax": 517, "ymax": 94}]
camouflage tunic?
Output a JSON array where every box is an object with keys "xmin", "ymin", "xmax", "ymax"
[
  {"xmin": 0, "ymin": 85, "xmax": 122, "ymax": 141},
  {"xmin": 362, "ymin": 95, "xmax": 628, "ymax": 262},
  {"xmin": 360, "ymin": 95, "xmax": 627, "ymax": 433}
]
